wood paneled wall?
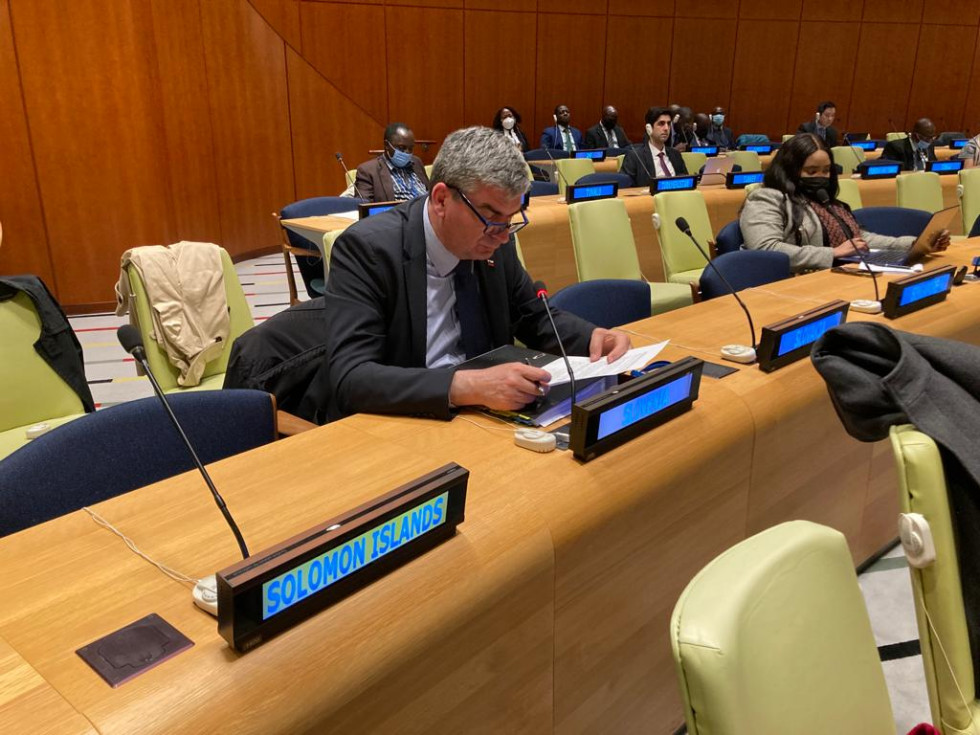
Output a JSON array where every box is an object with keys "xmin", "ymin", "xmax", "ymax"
[{"xmin": 2, "ymin": 0, "xmax": 980, "ymax": 309}]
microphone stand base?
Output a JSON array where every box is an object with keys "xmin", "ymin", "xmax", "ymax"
[
  {"xmin": 850, "ymin": 299, "xmax": 882, "ymax": 314},
  {"xmin": 193, "ymin": 574, "xmax": 219, "ymax": 617},
  {"xmin": 720, "ymin": 344, "xmax": 757, "ymax": 364}
]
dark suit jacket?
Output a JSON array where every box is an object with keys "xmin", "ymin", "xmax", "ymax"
[
  {"xmin": 878, "ymin": 138, "xmax": 937, "ymax": 171},
  {"xmin": 323, "ymin": 197, "xmax": 597, "ymax": 420},
  {"xmin": 540, "ymin": 125, "xmax": 584, "ymax": 151},
  {"xmin": 796, "ymin": 120, "xmax": 839, "ymax": 147},
  {"xmin": 354, "ymin": 155, "xmax": 430, "ymax": 203},
  {"xmin": 621, "ymin": 143, "xmax": 688, "ymax": 188},
  {"xmin": 583, "ymin": 123, "xmax": 631, "ymax": 150},
  {"xmin": 705, "ymin": 126, "xmax": 736, "ymax": 150}
]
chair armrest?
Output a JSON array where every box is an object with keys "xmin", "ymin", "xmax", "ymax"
[
  {"xmin": 689, "ymin": 280, "xmax": 702, "ymax": 303},
  {"xmin": 277, "ymin": 410, "xmax": 318, "ymax": 437}
]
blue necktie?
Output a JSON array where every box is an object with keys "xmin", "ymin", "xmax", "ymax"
[{"xmin": 453, "ymin": 262, "xmax": 492, "ymax": 359}]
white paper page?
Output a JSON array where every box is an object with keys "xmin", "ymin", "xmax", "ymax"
[{"xmin": 540, "ymin": 341, "xmax": 670, "ymax": 386}]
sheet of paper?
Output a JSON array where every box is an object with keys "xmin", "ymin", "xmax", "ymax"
[
  {"xmin": 854, "ymin": 257, "xmax": 923, "ymax": 275},
  {"xmin": 539, "ymin": 341, "xmax": 670, "ymax": 386},
  {"xmin": 331, "ymin": 210, "xmax": 360, "ymax": 221}
]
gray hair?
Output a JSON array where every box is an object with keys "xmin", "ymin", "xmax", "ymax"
[{"xmin": 431, "ymin": 126, "xmax": 529, "ymax": 197}]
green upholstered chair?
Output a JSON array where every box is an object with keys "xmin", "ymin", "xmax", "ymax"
[
  {"xmin": 513, "ymin": 233, "xmax": 526, "ymax": 269},
  {"xmin": 614, "ymin": 154, "xmax": 625, "ymax": 172},
  {"xmin": 652, "ymin": 190, "xmax": 712, "ymax": 284},
  {"xmin": 124, "ymin": 246, "xmax": 254, "ymax": 393},
  {"xmin": 321, "ymin": 230, "xmax": 343, "ymax": 283},
  {"xmin": 958, "ymin": 168, "xmax": 980, "ymax": 237},
  {"xmin": 554, "ymin": 158, "xmax": 596, "ymax": 197},
  {"xmin": 0, "ymin": 292, "xmax": 89, "ymax": 460},
  {"xmin": 744, "ymin": 182, "xmax": 763, "ymax": 195},
  {"xmin": 728, "ymin": 150, "xmax": 762, "ymax": 172},
  {"xmin": 887, "ymin": 132, "xmax": 910, "ymax": 142},
  {"xmin": 890, "ymin": 425, "xmax": 980, "ymax": 734},
  {"xmin": 832, "ymin": 145, "xmax": 865, "ymax": 174},
  {"xmin": 567, "ymin": 198, "xmax": 692, "ymax": 315},
  {"xmin": 782, "ymin": 134, "xmax": 794, "ymax": 143},
  {"xmin": 671, "ymin": 520, "xmax": 895, "ymax": 735},
  {"xmin": 837, "ymin": 178, "xmax": 864, "ymax": 210},
  {"xmin": 680, "ymin": 152, "xmax": 707, "ymax": 176},
  {"xmin": 897, "ymin": 172, "xmax": 944, "ymax": 214}
]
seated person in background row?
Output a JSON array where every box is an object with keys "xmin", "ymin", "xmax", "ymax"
[
  {"xmin": 705, "ymin": 107, "xmax": 736, "ymax": 150},
  {"xmin": 622, "ymin": 106, "xmax": 689, "ymax": 188},
  {"xmin": 540, "ymin": 105, "xmax": 583, "ymax": 151},
  {"xmin": 584, "ymin": 105, "xmax": 631, "ymax": 150},
  {"xmin": 690, "ymin": 113, "xmax": 710, "ymax": 147},
  {"xmin": 492, "ymin": 106, "xmax": 530, "ymax": 152},
  {"xmin": 797, "ymin": 101, "xmax": 839, "ymax": 147},
  {"xmin": 324, "ymin": 126, "xmax": 630, "ymax": 421},
  {"xmin": 670, "ymin": 107, "xmax": 695, "ymax": 151},
  {"xmin": 958, "ymin": 132, "xmax": 980, "ymax": 169},
  {"xmin": 879, "ymin": 118, "xmax": 938, "ymax": 171},
  {"xmin": 740, "ymin": 133, "xmax": 949, "ymax": 273},
  {"xmin": 355, "ymin": 123, "xmax": 430, "ymax": 203}
]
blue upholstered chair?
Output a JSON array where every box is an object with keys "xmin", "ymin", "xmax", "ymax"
[
  {"xmin": 549, "ymin": 279, "xmax": 652, "ymax": 329},
  {"xmin": 529, "ymin": 180, "xmax": 559, "ymax": 197},
  {"xmin": 277, "ymin": 196, "xmax": 363, "ymax": 302},
  {"xmin": 969, "ymin": 213, "xmax": 980, "ymax": 238},
  {"xmin": 699, "ymin": 251, "xmax": 791, "ymax": 300},
  {"xmin": 573, "ymin": 172, "xmax": 634, "ymax": 189},
  {"xmin": 713, "ymin": 220, "xmax": 744, "ymax": 255},
  {"xmin": 0, "ymin": 389, "xmax": 278, "ymax": 536},
  {"xmin": 524, "ymin": 148, "xmax": 570, "ymax": 161},
  {"xmin": 852, "ymin": 206, "xmax": 932, "ymax": 238}
]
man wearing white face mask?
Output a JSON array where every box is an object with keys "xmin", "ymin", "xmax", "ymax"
[
  {"xmin": 879, "ymin": 118, "xmax": 938, "ymax": 172},
  {"xmin": 354, "ymin": 122, "xmax": 431, "ymax": 203},
  {"xmin": 705, "ymin": 106, "xmax": 736, "ymax": 150}
]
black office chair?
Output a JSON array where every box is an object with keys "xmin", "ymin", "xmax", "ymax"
[
  {"xmin": 853, "ymin": 206, "xmax": 932, "ymax": 238},
  {"xmin": 574, "ymin": 172, "xmax": 634, "ymax": 189},
  {"xmin": 0, "ymin": 390, "xmax": 278, "ymax": 536},
  {"xmin": 549, "ymin": 279, "xmax": 651, "ymax": 329},
  {"xmin": 699, "ymin": 251, "xmax": 791, "ymax": 300}
]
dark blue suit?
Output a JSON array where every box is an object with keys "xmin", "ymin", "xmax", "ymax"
[{"xmin": 540, "ymin": 125, "xmax": 584, "ymax": 151}]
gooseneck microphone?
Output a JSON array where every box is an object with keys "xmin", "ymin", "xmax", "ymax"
[
  {"xmin": 625, "ymin": 125, "xmax": 655, "ymax": 187},
  {"xmin": 533, "ymin": 281, "xmax": 577, "ymax": 406},
  {"xmin": 675, "ymin": 217, "xmax": 758, "ymax": 363},
  {"xmin": 542, "ymin": 143, "xmax": 572, "ymax": 200},
  {"xmin": 335, "ymin": 152, "xmax": 366, "ymax": 200},
  {"xmin": 814, "ymin": 188, "xmax": 881, "ymax": 310},
  {"xmin": 117, "ymin": 325, "xmax": 250, "ymax": 560}
]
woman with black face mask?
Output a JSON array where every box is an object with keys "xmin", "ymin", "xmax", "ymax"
[{"xmin": 739, "ymin": 133, "xmax": 946, "ymax": 273}]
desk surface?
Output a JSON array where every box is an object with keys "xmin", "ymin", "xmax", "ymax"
[{"xmin": 4, "ymin": 243, "xmax": 979, "ymax": 733}]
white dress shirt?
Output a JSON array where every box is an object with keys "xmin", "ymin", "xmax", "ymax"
[
  {"xmin": 421, "ymin": 199, "xmax": 466, "ymax": 368},
  {"xmin": 649, "ymin": 140, "xmax": 676, "ymax": 178}
]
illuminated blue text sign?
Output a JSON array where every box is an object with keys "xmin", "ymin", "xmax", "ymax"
[
  {"xmin": 776, "ymin": 311, "xmax": 845, "ymax": 357},
  {"xmin": 865, "ymin": 164, "xmax": 900, "ymax": 177},
  {"xmin": 691, "ymin": 146, "xmax": 719, "ymax": 155},
  {"xmin": 363, "ymin": 204, "xmax": 395, "ymax": 217},
  {"xmin": 262, "ymin": 492, "xmax": 448, "ymax": 620},
  {"xmin": 574, "ymin": 149, "xmax": 606, "ymax": 160},
  {"xmin": 654, "ymin": 176, "xmax": 696, "ymax": 192},
  {"xmin": 744, "ymin": 144, "xmax": 772, "ymax": 154},
  {"xmin": 596, "ymin": 373, "xmax": 693, "ymax": 441},
  {"xmin": 951, "ymin": 139, "xmax": 968, "ymax": 149},
  {"xmin": 852, "ymin": 141, "xmax": 877, "ymax": 151},
  {"xmin": 929, "ymin": 160, "xmax": 964, "ymax": 173},
  {"xmin": 730, "ymin": 171, "xmax": 764, "ymax": 186},
  {"xmin": 568, "ymin": 183, "xmax": 617, "ymax": 201},
  {"xmin": 899, "ymin": 273, "xmax": 952, "ymax": 307}
]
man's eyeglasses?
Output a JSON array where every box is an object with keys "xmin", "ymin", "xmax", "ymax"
[{"xmin": 450, "ymin": 186, "xmax": 528, "ymax": 235}]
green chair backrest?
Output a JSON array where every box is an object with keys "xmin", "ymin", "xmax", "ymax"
[
  {"xmin": 831, "ymin": 145, "xmax": 865, "ymax": 174},
  {"xmin": 424, "ymin": 164, "xmax": 434, "ymax": 179},
  {"xmin": 653, "ymin": 190, "xmax": 713, "ymax": 282},
  {"xmin": 126, "ymin": 246, "xmax": 254, "ymax": 392},
  {"xmin": 345, "ymin": 169, "xmax": 357, "ymax": 187},
  {"xmin": 0, "ymin": 293, "xmax": 85, "ymax": 432},
  {"xmin": 322, "ymin": 230, "xmax": 343, "ymax": 283},
  {"xmin": 567, "ymin": 198, "xmax": 641, "ymax": 281},
  {"xmin": 886, "ymin": 132, "xmax": 909, "ymax": 141},
  {"xmin": 513, "ymin": 233, "xmax": 526, "ymax": 268},
  {"xmin": 671, "ymin": 521, "xmax": 895, "ymax": 735},
  {"xmin": 555, "ymin": 158, "xmax": 596, "ymax": 197},
  {"xmin": 782, "ymin": 134, "xmax": 794, "ymax": 143},
  {"xmin": 681, "ymin": 152, "xmax": 707, "ymax": 175},
  {"xmin": 959, "ymin": 168, "xmax": 980, "ymax": 235},
  {"xmin": 728, "ymin": 150, "xmax": 762, "ymax": 172},
  {"xmin": 614, "ymin": 154, "xmax": 625, "ymax": 172},
  {"xmin": 890, "ymin": 425, "xmax": 980, "ymax": 733},
  {"xmin": 836, "ymin": 178, "xmax": 863, "ymax": 210},
  {"xmin": 897, "ymin": 171, "xmax": 944, "ymax": 213},
  {"xmin": 744, "ymin": 182, "xmax": 763, "ymax": 194},
  {"xmin": 524, "ymin": 163, "xmax": 534, "ymax": 181}
]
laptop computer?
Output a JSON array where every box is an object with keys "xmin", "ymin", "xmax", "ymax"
[
  {"xmin": 697, "ymin": 156, "xmax": 736, "ymax": 187},
  {"xmin": 837, "ymin": 205, "xmax": 959, "ymax": 268}
]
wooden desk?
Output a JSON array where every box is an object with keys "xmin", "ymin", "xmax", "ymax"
[{"xmin": 2, "ymin": 244, "xmax": 979, "ymax": 732}]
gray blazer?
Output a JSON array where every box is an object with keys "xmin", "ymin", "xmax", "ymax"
[{"xmin": 739, "ymin": 187, "xmax": 914, "ymax": 273}]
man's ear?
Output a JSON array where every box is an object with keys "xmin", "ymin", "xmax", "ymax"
[{"xmin": 429, "ymin": 182, "xmax": 450, "ymax": 218}]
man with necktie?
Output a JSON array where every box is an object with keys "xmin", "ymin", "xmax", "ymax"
[
  {"xmin": 540, "ymin": 105, "xmax": 584, "ymax": 151},
  {"xmin": 622, "ymin": 106, "xmax": 690, "ymax": 188},
  {"xmin": 584, "ymin": 106, "xmax": 632, "ymax": 150}
]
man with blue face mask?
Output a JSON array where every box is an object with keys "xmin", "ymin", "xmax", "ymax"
[
  {"xmin": 354, "ymin": 123, "xmax": 431, "ymax": 202},
  {"xmin": 879, "ymin": 118, "xmax": 938, "ymax": 171},
  {"xmin": 704, "ymin": 106, "xmax": 735, "ymax": 150}
]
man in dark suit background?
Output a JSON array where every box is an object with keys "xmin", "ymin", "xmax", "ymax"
[
  {"xmin": 622, "ymin": 106, "xmax": 689, "ymax": 188},
  {"xmin": 705, "ymin": 107, "xmax": 736, "ymax": 150},
  {"xmin": 797, "ymin": 101, "xmax": 839, "ymax": 147},
  {"xmin": 324, "ymin": 126, "xmax": 630, "ymax": 421},
  {"xmin": 540, "ymin": 104, "xmax": 584, "ymax": 151},
  {"xmin": 354, "ymin": 122, "xmax": 430, "ymax": 203},
  {"xmin": 584, "ymin": 106, "xmax": 631, "ymax": 150},
  {"xmin": 879, "ymin": 118, "xmax": 938, "ymax": 171}
]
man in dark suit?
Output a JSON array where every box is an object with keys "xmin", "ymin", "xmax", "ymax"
[
  {"xmin": 354, "ymin": 123, "xmax": 430, "ymax": 203},
  {"xmin": 797, "ymin": 101, "xmax": 839, "ymax": 147},
  {"xmin": 705, "ymin": 107, "xmax": 736, "ymax": 150},
  {"xmin": 540, "ymin": 105, "xmax": 584, "ymax": 151},
  {"xmin": 584, "ymin": 106, "xmax": 631, "ymax": 150},
  {"xmin": 324, "ymin": 126, "xmax": 630, "ymax": 421},
  {"xmin": 879, "ymin": 118, "xmax": 938, "ymax": 171},
  {"xmin": 622, "ymin": 106, "xmax": 689, "ymax": 188}
]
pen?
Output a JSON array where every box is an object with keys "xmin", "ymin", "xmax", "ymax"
[{"xmin": 523, "ymin": 357, "xmax": 546, "ymax": 396}]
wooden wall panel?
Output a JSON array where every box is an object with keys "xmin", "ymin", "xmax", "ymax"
[
  {"xmin": 12, "ymin": 0, "xmax": 177, "ymax": 307},
  {"xmin": 465, "ymin": 0, "xmax": 532, "ymax": 11},
  {"xmin": 534, "ymin": 13, "xmax": 607, "ymax": 147},
  {"xmin": 801, "ymin": 0, "xmax": 863, "ymax": 22},
  {"xmin": 962, "ymin": 25, "xmax": 980, "ymax": 135},
  {"xmin": 925, "ymin": 0, "xmax": 980, "ymax": 26},
  {"xmin": 463, "ymin": 11, "xmax": 538, "ymax": 131},
  {"xmin": 907, "ymin": 25, "xmax": 978, "ymax": 133},
  {"xmin": 199, "ymin": 0, "xmax": 295, "ymax": 256},
  {"xmin": 675, "ymin": 0, "xmax": 736, "ymax": 18},
  {"xmin": 299, "ymin": 2, "xmax": 387, "ymax": 124},
  {"xmin": 538, "ymin": 0, "xmax": 603, "ymax": 14},
  {"xmin": 0, "ymin": 0, "xmax": 54, "ymax": 286},
  {"xmin": 729, "ymin": 21, "xmax": 800, "ymax": 139},
  {"xmin": 739, "ymin": 0, "xmax": 802, "ymax": 20},
  {"xmin": 668, "ymin": 19, "xmax": 736, "ymax": 116},
  {"xmin": 603, "ymin": 16, "xmax": 673, "ymax": 139},
  {"xmin": 607, "ymin": 0, "xmax": 673, "ymax": 16},
  {"xmin": 862, "ymin": 0, "xmax": 922, "ymax": 23},
  {"xmin": 385, "ymin": 6, "xmax": 463, "ymax": 144},
  {"xmin": 249, "ymin": 0, "xmax": 302, "ymax": 51},
  {"xmin": 847, "ymin": 23, "xmax": 921, "ymax": 134},
  {"xmin": 787, "ymin": 21, "xmax": 861, "ymax": 137}
]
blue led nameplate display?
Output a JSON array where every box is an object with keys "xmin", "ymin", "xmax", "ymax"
[
  {"xmin": 852, "ymin": 141, "xmax": 877, "ymax": 151},
  {"xmin": 652, "ymin": 175, "xmax": 697, "ymax": 193},
  {"xmin": 899, "ymin": 273, "xmax": 952, "ymax": 306},
  {"xmin": 726, "ymin": 171, "xmax": 765, "ymax": 188},
  {"xmin": 860, "ymin": 164, "xmax": 900, "ymax": 179},
  {"xmin": 596, "ymin": 373, "xmax": 693, "ymax": 441},
  {"xmin": 690, "ymin": 146, "xmax": 719, "ymax": 156},
  {"xmin": 951, "ymin": 139, "xmax": 968, "ymax": 149},
  {"xmin": 757, "ymin": 300, "xmax": 850, "ymax": 373},
  {"xmin": 775, "ymin": 311, "xmax": 845, "ymax": 357},
  {"xmin": 743, "ymin": 144, "xmax": 772, "ymax": 154},
  {"xmin": 566, "ymin": 182, "xmax": 619, "ymax": 202},
  {"xmin": 573, "ymin": 149, "xmax": 607, "ymax": 160},
  {"xmin": 882, "ymin": 265, "xmax": 955, "ymax": 319},
  {"xmin": 359, "ymin": 201, "xmax": 398, "ymax": 219},
  {"xmin": 927, "ymin": 160, "xmax": 964, "ymax": 174}
]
